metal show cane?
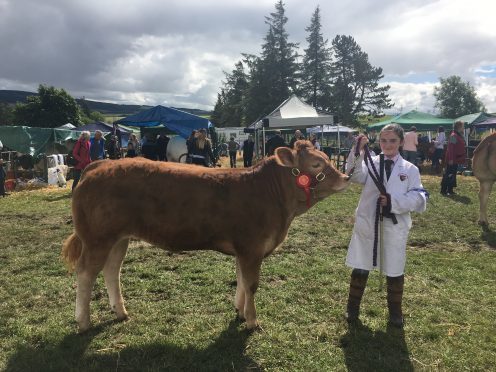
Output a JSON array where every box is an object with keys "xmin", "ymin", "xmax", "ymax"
[{"xmin": 379, "ymin": 153, "xmax": 385, "ymax": 291}]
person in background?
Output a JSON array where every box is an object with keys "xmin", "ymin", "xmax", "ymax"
[
  {"xmin": 343, "ymin": 123, "xmax": 427, "ymax": 328},
  {"xmin": 106, "ymin": 135, "xmax": 121, "ymax": 160},
  {"xmin": 72, "ymin": 131, "xmax": 91, "ymax": 191},
  {"xmin": 289, "ymin": 130, "xmax": 305, "ymax": 149},
  {"xmin": 403, "ymin": 126, "xmax": 418, "ymax": 166},
  {"xmin": 141, "ymin": 133, "xmax": 158, "ymax": 160},
  {"xmin": 128, "ymin": 133, "xmax": 141, "ymax": 155},
  {"xmin": 440, "ymin": 120, "xmax": 466, "ymax": 196},
  {"xmin": 367, "ymin": 129, "xmax": 380, "ymax": 154},
  {"xmin": 242, "ymin": 135, "xmax": 255, "ymax": 167},
  {"xmin": 265, "ymin": 130, "xmax": 287, "ymax": 156},
  {"xmin": 156, "ymin": 133, "xmax": 170, "ymax": 161},
  {"xmin": 309, "ymin": 133, "xmax": 321, "ymax": 151},
  {"xmin": 431, "ymin": 126, "xmax": 446, "ymax": 174},
  {"xmin": 89, "ymin": 130, "xmax": 105, "ymax": 161},
  {"xmin": 126, "ymin": 142, "xmax": 137, "ymax": 158},
  {"xmin": 186, "ymin": 130, "xmax": 197, "ymax": 163},
  {"xmin": 0, "ymin": 158, "xmax": 7, "ymax": 197},
  {"xmin": 191, "ymin": 128, "xmax": 214, "ymax": 167},
  {"xmin": 227, "ymin": 137, "xmax": 240, "ymax": 168}
]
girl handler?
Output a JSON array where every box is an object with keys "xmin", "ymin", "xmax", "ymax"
[{"xmin": 344, "ymin": 123, "xmax": 428, "ymax": 327}]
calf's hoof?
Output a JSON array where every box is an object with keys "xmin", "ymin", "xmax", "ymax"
[
  {"xmin": 245, "ymin": 319, "xmax": 259, "ymax": 330},
  {"xmin": 116, "ymin": 313, "xmax": 129, "ymax": 322},
  {"xmin": 77, "ymin": 322, "xmax": 91, "ymax": 334},
  {"xmin": 478, "ymin": 220, "xmax": 489, "ymax": 228}
]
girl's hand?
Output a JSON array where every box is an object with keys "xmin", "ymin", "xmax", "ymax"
[
  {"xmin": 378, "ymin": 194, "xmax": 388, "ymax": 207},
  {"xmin": 355, "ymin": 134, "xmax": 369, "ymax": 151}
]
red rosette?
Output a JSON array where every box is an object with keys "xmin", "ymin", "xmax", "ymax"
[{"xmin": 296, "ymin": 174, "xmax": 311, "ymax": 188}]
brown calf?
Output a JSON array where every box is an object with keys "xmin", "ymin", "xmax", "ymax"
[
  {"xmin": 472, "ymin": 133, "xmax": 496, "ymax": 227},
  {"xmin": 62, "ymin": 141, "xmax": 349, "ymax": 332}
]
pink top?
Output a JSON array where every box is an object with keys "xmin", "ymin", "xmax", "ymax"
[{"xmin": 403, "ymin": 131, "xmax": 418, "ymax": 151}]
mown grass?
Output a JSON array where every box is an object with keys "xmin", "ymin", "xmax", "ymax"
[{"xmin": 0, "ymin": 172, "xmax": 495, "ymax": 371}]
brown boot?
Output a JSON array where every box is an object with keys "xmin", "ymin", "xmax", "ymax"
[
  {"xmin": 345, "ymin": 269, "xmax": 369, "ymax": 323},
  {"xmin": 387, "ymin": 275, "xmax": 404, "ymax": 328}
]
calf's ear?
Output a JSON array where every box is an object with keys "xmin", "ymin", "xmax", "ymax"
[{"xmin": 275, "ymin": 147, "xmax": 295, "ymax": 167}]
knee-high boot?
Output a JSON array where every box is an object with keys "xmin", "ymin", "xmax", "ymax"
[
  {"xmin": 387, "ymin": 275, "xmax": 404, "ymax": 327},
  {"xmin": 345, "ymin": 269, "xmax": 369, "ymax": 323}
]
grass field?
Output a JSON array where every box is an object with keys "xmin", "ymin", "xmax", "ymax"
[{"xmin": 0, "ymin": 169, "xmax": 495, "ymax": 371}]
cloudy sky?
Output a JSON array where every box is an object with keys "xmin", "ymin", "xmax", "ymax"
[{"xmin": 1, "ymin": 0, "xmax": 495, "ymax": 114}]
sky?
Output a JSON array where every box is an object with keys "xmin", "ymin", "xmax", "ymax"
[{"xmin": 1, "ymin": 0, "xmax": 495, "ymax": 115}]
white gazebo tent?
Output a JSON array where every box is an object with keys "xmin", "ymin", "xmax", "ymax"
[{"xmin": 250, "ymin": 95, "xmax": 337, "ymax": 155}]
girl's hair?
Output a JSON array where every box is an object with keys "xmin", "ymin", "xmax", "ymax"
[{"xmin": 380, "ymin": 123, "xmax": 404, "ymax": 141}]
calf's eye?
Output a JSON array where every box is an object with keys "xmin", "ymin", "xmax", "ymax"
[{"xmin": 312, "ymin": 163, "xmax": 320, "ymax": 168}]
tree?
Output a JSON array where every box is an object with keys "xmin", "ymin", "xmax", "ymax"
[
  {"xmin": 0, "ymin": 102, "xmax": 15, "ymax": 126},
  {"xmin": 13, "ymin": 84, "xmax": 82, "ymax": 128},
  {"xmin": 434, "ymin": 75, "xmax": 485, "ymax": 118},
  {"xmin": 300, "ymin": 6, "xmax": 332, "ymax": 110},
  {"xmin": 329, "ymin": 35, "xmax": 392, "ymax": 125},
  {"xmin": 244, "ymin": 0, "xmax": 300, "ymax": 124},
  {"xmin": 211, "ymin": 61, "xmax": 249, "ymax": 128}
]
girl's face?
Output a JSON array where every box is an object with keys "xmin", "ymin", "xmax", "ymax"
[{"xmin": 379, "ymin": 130, "xmax": 403, "ymax": 157}]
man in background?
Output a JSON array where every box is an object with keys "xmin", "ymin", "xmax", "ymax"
[
  {"xmin": 242, "ymin": 135, "xmax": 255, "ymax": 167},
  {"xmin": 289, "ymin": 130, "xmax": 305, "ymax": 149},
  {"xmin": 265, "ymin": 130, "xmax": 287, "ymax": 156}
]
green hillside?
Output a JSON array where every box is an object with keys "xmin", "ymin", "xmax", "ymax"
[{"xmin": 0, "ymin": 90, "xmax": 211, "ymax": 117}]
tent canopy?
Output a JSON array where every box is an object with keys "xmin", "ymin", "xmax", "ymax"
[
  {"xmin": 0, "ymin": 126, "xmax": 81, "ymax": 156},
  {"xmin": 307, "ymin": 125, "xmax": 355, "ymax": 134},
  {"xmin": 252, "ymin": 95, "xmax": 335, "ymax": 129},
  {"xmin": 116, "ymin": 105, "xmax": 212, "ymax": 139},
  {"xmin": 455, "ymin": 112, "xmax": 495, "ymax": 126},
  {"xmin": 368, "ymin": 110, "xmax": 453, "ymax": 131},
  {"xmin": 472, "ymin": 116, "xmax": 496, "ymax": 128},
  {"xmin": 73, "ymin": 121, "xmax": 132, "ymax": 134}
]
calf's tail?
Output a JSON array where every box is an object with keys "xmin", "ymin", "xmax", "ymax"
[{"xmin": 62, "ymin": 233, "xmax": 83, "ymax": 273}]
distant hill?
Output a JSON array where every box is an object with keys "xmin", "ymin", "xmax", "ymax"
[{"xmin": 0, "ymin": 90, "xmax": 211, "ymax": 117}]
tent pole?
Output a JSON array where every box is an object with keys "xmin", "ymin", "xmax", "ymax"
[{"xmin": 262, "ymin": 127, "xmax": 266, "ymax": 157}]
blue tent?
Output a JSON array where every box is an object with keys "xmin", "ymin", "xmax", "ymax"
[{"xmin": 116, "ymin": 105, "xmax": 212, "ymax": 139}]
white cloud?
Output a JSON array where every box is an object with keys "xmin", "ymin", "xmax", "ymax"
[{"xmin": 0, "ymin": 0, "xmax": 495, "ymax": 112}]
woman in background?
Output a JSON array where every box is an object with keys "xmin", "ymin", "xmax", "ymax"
[{"xmin": 72, "ymin": 131, "xmax": 91, "ymax": 191}]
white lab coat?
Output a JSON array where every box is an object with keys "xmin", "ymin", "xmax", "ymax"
[{"xmin": 345, "ymin": 152, "xmax": 427, "ymax": 276}]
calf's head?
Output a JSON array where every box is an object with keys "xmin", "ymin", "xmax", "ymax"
[{"xmin": 275, "ymin": 140, "xmax": 349, "ymax": 205}]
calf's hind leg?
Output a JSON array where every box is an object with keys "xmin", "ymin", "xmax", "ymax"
[
  {"xmin": 478, "ymin": 180, "xmax": 493, "ymax": 227},
  {"xmin": 237, "ymin": 255, "xmax": 262, "ymax": 329},
  {"xmin": 235, "ymin": 256, "xmax": 246, "ymax": 319},
  {"xmin": 103, "ymin": 238, "xmax": 129, "ymax": 322},
  {"xmin": 75, "ymin": 241, "xmax": 112, "ymax": 333}
]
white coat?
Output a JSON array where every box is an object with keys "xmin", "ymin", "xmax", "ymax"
[{"xmin": 345, "ymin": 152, "xmax": 427, "ymax": 276}]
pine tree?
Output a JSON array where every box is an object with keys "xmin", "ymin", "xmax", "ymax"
[
  {"xmin": 329, "ymin": 35, "xmax": 392, "ymax": 125},
  {"xmin": 244, "ymin": 0, "xmax": 299, "ymax": 124},
  {"xmin": 300, "ymin": 6, "xmax": 332, "ymax": 110}
]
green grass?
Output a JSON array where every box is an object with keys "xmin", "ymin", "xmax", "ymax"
[{"xmin": 0, "ymin": 174, "xmax": 495, "ymax": 371}]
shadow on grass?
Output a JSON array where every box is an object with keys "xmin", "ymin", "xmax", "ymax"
[
  {"xmin": 5, "ymin": 319, "xmax": 259, "ymax": 372},
  {"xmin": 339, "ymin": 322, "xmax": 413, "ymax": 372},
  {"xmin": 480, "ymin": 226, "xmax": 496, "ymax": 248},
  {"xmin": 447, "ymin": 194, "xmax": 471, "ymax": 204},
  {"xmin": 42, "ymin": 192, "xmax": 72, "ymax": 202}
]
